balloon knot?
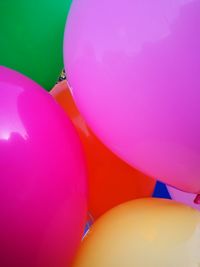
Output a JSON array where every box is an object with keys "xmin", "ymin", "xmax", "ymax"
[{"xmin": 194, "ymin": 194, "xmax": 200, "ymax": 204}]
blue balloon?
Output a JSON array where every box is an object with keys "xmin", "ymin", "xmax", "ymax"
[{"xmin": 153, "ymin": 182, "xmax": 171, "ymax": 199}]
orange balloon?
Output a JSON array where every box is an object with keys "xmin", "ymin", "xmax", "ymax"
[
  {"xmin": 51, "ymin": 81, "xmax": 155, "ymax": 219},
  {"xmin": 73, "ymin": 198, "xmax": 200, "ymax": 267}
]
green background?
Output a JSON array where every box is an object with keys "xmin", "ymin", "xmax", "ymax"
[{"xmin": 0, "ymin": 0, "xmax": 72, "ymax": 90}]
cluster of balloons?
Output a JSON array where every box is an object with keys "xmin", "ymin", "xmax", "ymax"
[
  {"xmin": 1, "ymin": 0, "xmax": 200, "ymax": 266},
  {"xmin": 51, "ymin": 81, "xmax": 155, "ymax": 219},
  {"xmin": 63, "ymin": 0, "xmax": 200, "ymax": 266}
]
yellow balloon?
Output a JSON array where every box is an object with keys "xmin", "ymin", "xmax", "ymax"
[{"xmin": 72, "ymin": 198, "xmax": 200, "ymax": 267}]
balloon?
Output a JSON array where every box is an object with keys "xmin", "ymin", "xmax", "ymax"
[
  {"xmin": 64, "ymin": 0, "xmax": 200, "ymax": 194},
  {"xmin": 0, "ymin": 66, "xmax": 87, "ymax": 267},
  {"xmin": 72, "ymin": 198, "xmax": 200, "ymax": 267},
  {"xmin": 153, "ymin": 182, "xmax": 171, "ymax": 199},
  {"xmin": 0, "ymin": 0, "xmax": 72, "ymax": 90},
  {"xmin": 51, "ymin": 81, "xmax": 155, "ymax": 219},
  {"xmin": 168, "ymin": 186, "xmax": 200, "ymax": 211}
]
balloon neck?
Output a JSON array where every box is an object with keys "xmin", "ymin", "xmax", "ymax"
[{"xmin": 194, "ymin": 194, "xmax": 200, "ymax": 204}]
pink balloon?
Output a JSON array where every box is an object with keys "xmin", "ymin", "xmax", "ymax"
[
  {"xmin": 64, "ymin": 0, "xmax": 200, "ymax": 194},
  {"xmin": 0, "ymin": 66, "xmax": 87, "ymax": 267},
  {"xmin": 168, "ymin": 186, "xmax": 200, "ymax": 211}
]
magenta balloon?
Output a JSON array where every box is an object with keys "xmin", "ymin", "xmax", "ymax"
[
  {"xmin": 168, "ymin": 186, "xmax": 200, "ymax": 211},
  {"xmin": 0, "ymin": 66, "xmax": 87, "ymax": 266},
  {"xmin": 64, "ymin": 0, "xmax": 200, "ymax": 194}
]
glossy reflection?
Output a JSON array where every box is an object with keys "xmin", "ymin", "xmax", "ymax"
[
  {"xmin": 64, "ymin": 0, "xmax": 200, "ymax": 193},
  {"xmin": 51, "ymin": 81, "xmax": 155, "ymax": 219},
  {"xmin": 72, "ymin": 198, "xmax": 200, "ymax": 267},
  {"xmin": 0, "ymin": 67, "xmax": 87, "ymax": 267}
]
